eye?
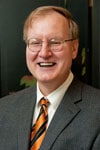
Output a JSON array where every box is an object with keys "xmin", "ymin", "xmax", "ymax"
[
  {"xmin": 29, "ymin": 39, "xmax": 41, "ymax": 46},
  {"xmin": 50, "ymin": 40, "xmax": 61, "ymax": 46}
]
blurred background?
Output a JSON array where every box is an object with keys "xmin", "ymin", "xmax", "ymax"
[{"xmin": 0, "ymin": 0, "xmax": 100, "ymax": 97}]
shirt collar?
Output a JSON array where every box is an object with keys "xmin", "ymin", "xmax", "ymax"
[{"xmin": 37, "ymin": 71, "xmax": 74, "ymax": 108}]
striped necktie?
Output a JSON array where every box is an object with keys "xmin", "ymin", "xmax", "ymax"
[{"xmin": 30, "ymin": 98, "xmax": 49, "ymax": 150}]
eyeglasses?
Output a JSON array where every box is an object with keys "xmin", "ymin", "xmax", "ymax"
[{"xmin": 27, "ymin": 38, "xmax": 74, "ymax": 52}]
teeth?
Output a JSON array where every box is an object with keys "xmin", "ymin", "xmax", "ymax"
[
  {"xmin": 41, "ymin": 62, "xmax": 53, "ymax": 66},
  {"xmin": 39, "ymin": 62, "xmax": 55, "ymax": 67}
]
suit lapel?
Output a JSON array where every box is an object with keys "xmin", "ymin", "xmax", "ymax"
[
  {"xmin": 17, "ymin": 78, "xmax": 83, "ymax": 150},
  {"xmin": 17, "ymin": 86, "xmax": 36, "ymax": 150},
  {"xmin": 40, "ymin": 78, "xmax": 82, "ymax": 150}
]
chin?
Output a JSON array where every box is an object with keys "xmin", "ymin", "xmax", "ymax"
[{"xmin": 38, "ymin": 77, "xmax": 55, "ymax": 83}]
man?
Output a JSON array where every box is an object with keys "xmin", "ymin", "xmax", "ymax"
[{"xmin": 0, "ymin": 6, "xmax": 100, "ymax": 150}]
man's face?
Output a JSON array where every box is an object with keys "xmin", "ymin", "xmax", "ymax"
[{"xmin": 26, "ymin": 12, "xmax": 78, "ymax": 91}]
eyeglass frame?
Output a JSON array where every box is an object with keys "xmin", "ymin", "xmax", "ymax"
[{"xmin": 26, "ymin": 38, "xmax": 75, "ymax": 52}]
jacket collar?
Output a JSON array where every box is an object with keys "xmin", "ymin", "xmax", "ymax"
[
  {"xmin": 40, "ymin": 77, "xmax": 83, "ymax": 150},
  {"xmin": 18, "ymin": 86, "xmax": 36, "ymax": 150},
  {"xmin": 18, "ymin": 77, "xmax": 83, "ymax": 150}
]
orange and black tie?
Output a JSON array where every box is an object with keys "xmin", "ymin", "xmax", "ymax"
[{"xmin": 30, "ymin": 98, "xmax": 49, "ymax": 150}]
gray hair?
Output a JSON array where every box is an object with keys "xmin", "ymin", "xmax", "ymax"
[{"xmin": 23, "ymin": 6, "xmax": 79, "ymax": 42}]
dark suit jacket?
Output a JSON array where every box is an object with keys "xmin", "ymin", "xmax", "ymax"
[{"xmin": 0, "ymin": 78, "xmax": 100, "ymax": 150}]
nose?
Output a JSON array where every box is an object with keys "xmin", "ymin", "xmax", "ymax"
[{"xmin": 38, "ymin": 42, "xmax": 52, "ymax": 58}]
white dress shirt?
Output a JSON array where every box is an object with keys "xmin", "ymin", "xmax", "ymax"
[{"xmin": 32, "ymin": 72, "xmax": 74, "ymax": 127}]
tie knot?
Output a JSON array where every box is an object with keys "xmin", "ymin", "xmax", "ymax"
[{"xmin": 40, "ymin": 98, "xmax": 49, "ymax": 108}]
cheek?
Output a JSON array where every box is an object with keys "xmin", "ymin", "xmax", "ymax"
[
  {"xmin": 26, "ymin": 49, "xmax": 36, "ymax": 63},
  {"xmin": 26, "ymin": 50, "xmax": 36, "ymax": 70},
  {"xmin": 26, "ymin": 51, "xmax": 38, "ymax": 75},
  {"xmin": 26, "ymin": 52, "xmax": 32, "ymax": 62},
  {"xmin": 62, "ymin": 50, "xmax": 72, "ymax": 61},
  {"xmin": 59, "ymin": 50, "xmax": 73, "ymax": 69},
  {"xmin": 26, "ymin": 50, "xmax": 31, "ymax": 65}
]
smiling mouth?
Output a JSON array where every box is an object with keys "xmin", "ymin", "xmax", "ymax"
[{"xmin": 38, "ymin": 62, "xmax": 56, "ymax": 67}]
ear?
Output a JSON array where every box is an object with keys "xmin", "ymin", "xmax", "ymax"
[{"xmin": 72, "ymin": 39, "xmax": 79, "ymax": 59}]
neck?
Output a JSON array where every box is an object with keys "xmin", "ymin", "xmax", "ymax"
[{"xmin": 38, "ymin": 77, "xmax": 69, "ymax": 96}]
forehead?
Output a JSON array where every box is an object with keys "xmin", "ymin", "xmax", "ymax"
[
  {"xmin": 27, "ymin": 11, "xmax": 70, "ymax": 37},
  {"xmin": 31, "ymin": 11, "xmax": 69, "ymax": 25}
]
